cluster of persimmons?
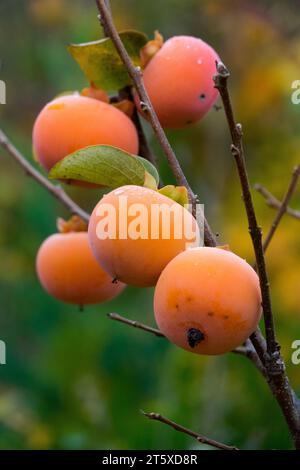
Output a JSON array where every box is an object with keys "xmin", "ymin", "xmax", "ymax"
[{"xmin": 33, "ymin": 35, "xmax": 262, "ymax": 356}]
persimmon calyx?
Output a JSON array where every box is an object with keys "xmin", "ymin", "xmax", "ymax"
[
  {"xmin": 81, "ymin": 82, "xmax": 109, "ymax": 103},
  {"xmin": 112, "ymin": 99, "xmax": 135, "ymax": 117},
  {"xmin": 57, "ymin": 215, "xmax": 88, "ymax": 233},
  {"xmin": 158, "ymin": 185, "xmax": 189, "ymax": 207},
  {"xmin": 140, "ymin": 30, "xmax": 164, "ymax": 68},
  {"xmin": 217, "ymin": 244, "xmax": 231, "ymax": 251}
]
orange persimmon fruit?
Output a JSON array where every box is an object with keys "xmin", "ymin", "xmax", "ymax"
[
  {"xmin": 33, "ymin": 94, "xmax": 139, "ymax": 175},
  {"xmin": 36, "ymin": 231, "xmax": 125, "ymax": 305},
  {"xmin": 154, "ymin": 247, "xmax": 262, "ymax": 354},
  {"xmin": 136, "ymin": 35, "xmax": 220, "ymax": 128},
  {"xmin": 88, "ymin": 185, "xmax": 200, "ymax": 287}
]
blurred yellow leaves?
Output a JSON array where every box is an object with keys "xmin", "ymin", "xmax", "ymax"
[
  {"xmin": 29, "ymin": 0, "xmax": 68, "ymax": 27},
  {"xmin": 237, "ymin": 60, "xmax": 298, "ymax": 121},
  {"xmin": 264, "ymin": 220, "xmax": 300, "ymax": 314}
]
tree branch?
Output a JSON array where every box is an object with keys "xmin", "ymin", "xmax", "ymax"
[
  {"xmin": 108, "ymin": 312, "xmax": 164, "ymax": 337},
  {"xmin": 95, "ymin": 0, "xmax": 217, "ymax": 247},
  {"xmin": 141, "ymin": 411, "xmax": 239, "ymax": 450},
  {"xmin": 214, "ymin": 61, "xmax": 300, "ymax": 448},
  {"xmin": 119, "ymin": 85, "xmax": 159, "ymax": 169},
  {"xmin": 0, "ymin": 129, "xmax": 90, "ymax": 222},
  {"xmin": 250, "ymin": 329, "xmax": 267, "ymax": 366},
  {"xmin": 109, "ymin": 311, "xmax": 300, "ymax": 447},
  {"xmin": 255, "ymin": 183, "xmax": 300, "ymax": 222},
  {"xmin": 108, "ymin": 312, "xmax": 265, "ymax": 374},
  {"xmin": 233, "ymin": 339, "xmax": 266, "ymax": 378},
  {"xmin": 214, "ymin": 62, "xmax": 276, "ymax": 356},
  {"xmin": 259, "ymin": 165, "xmax": 300, "ymax": 252}
]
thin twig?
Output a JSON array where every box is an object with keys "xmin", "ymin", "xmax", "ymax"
[
  {"xmin": 113, "ymin": 85, "xmax": 158, "ymax": 168},
  {"xmin": 108, "ymin": 313, "xmax": 164, "ymax": 337},
  {"xmin": 252, "ymin": 165, "xmax": 300, "ymax": 272},
  {"xmin": 255, "ymin": 183, "xmax": 300, "ymax": 221},
  {"xmin": 233, "ymin": 339, "xmax": 266, "ymax": 378},
  {"xmin": 141, "ymin": 411, "xmax": 239, "ymax": 450},
  {"xmin": 108, "ymin": 312, "xmax": 264, "ymax": 372},
  {"xmin": 260, "ymin": 165, "xmax": 300, "ymax": 252},
  {"xmin": 96, "ymin": 1, "xmax": 189, "ymax": 189},
  {"xmin": 250, "ymin": 329, "xmax": 267, "ymax": 366},
  {"xmin": 99, "ymin": 0, "xmax": 112, "ymax": 35},
  {"xmin": 214, "ymin": 61, "xmax": 300, "ymax": 448},
  {"xmin": 0, "ymin": 129, "xmax": 90, "ymax": 222},
  {"xmin": 95, "ymin": 0, "xmax": 217, "ymax": 247}
]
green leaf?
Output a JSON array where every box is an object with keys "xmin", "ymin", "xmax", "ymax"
[
  {"xmin": 137, "ymin": 156, "xmax": 159, "ymax": 186},
  {"xmin": 48, "ymin": 145, "xmax": 145, "ymax": 188},
  {"xmin": 67, "ymin": 30, "xmax": 148, "ymax": 91}
]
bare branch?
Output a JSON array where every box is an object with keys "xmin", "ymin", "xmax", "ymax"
[
  {"xmin": 108, "ymin": 312, "xmax": 265, "ymax": 373},
  {"xmin": 111, "ymin": 85, "xmax": 158, "ymax": 168},
  {"xmin": 95, "ymin": 0, "xmax": 217, "ymax": 247},
  {"xmin": 250, "ymin": 329, "xmax": 267, "ymax": 366},
  {"xmin": 214, "ymin": 62, "xmax": 276, "ymax": 356},
  {"xmin": 233, "ymin": 339, "xmax": 266, "ymax": 378},
  {"xmin": 0, "ymin": 129, "xmax": 90, "ymax": 222},
  {"xmin": 108, "ymin": 312, "xmax": 164, "ymax": 337},
  {"xmin": 98, "ymin": 0, "xmax": 112, "ymax": 35},
  {"xmin": 96, "ymin": 2, "xmax": 188, "ymax": 188},
  {"xmin": 259, "ymin": 165, "xmax": 300, "ymax": 252},
  {"xmin": 214, "ymin": 62, "xmax": 300, "ymax": 448},
  {"xmin": 141, "ymin": 411, "xmax": 239, "ymax": 450},
  {"xmin": 255, "ymin": 182, "xmax": 300, "ymax": 222}
]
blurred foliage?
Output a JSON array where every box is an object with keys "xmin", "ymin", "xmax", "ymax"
[{"xmin": 1, "ymin": 0, "xmax": 300, "ymax": 450}]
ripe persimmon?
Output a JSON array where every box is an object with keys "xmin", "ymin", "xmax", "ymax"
[
  {"xmin": 154, "ymin": 247, "xmax": 262, "ymax": 354},
  {"xmin": 88, "ymin": 185, "xmax": 199, "ymax": 287},
  {"xmin": 137, "ymin": 35, "xmax": 220, "ymax": 128},
  {"xmin": 36, "ymin": 231, "xmax": 125, "ymax": 305},
  {"xmin": 33, "ymin": 94, "xmax": 138, "ymax": 172}
]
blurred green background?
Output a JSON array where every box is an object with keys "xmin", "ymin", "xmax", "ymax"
[{"xmin": 1, "ymin": 0, "xmax": 300, "ymax": 450}]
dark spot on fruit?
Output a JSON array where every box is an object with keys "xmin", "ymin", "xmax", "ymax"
[
  {"xmin": 175, "ymin": 304, "xmax": 179, "ymax": 309},
  {"xmin": 79, "ymin": 304, "xmax": 84, "ymax": 312},
  {"xmin": 112, "ymin": 277, "xmax": 118, "ymax": 284},
  {"xmin": 186, "ymin": 120, "xmax": 193, "ymax": 125},
  {"xmin": 199, "ymin": 93, "xmax": 206, "ymax": 100},
  {"xmin": 187, "ymin": 328, "xmax": 205, "ymax": 348},
  {"xmin": 223, "ymin": 315, "xmax": 229, "ymax": 320},
  {"xmin": 207, "ymin": 311, "xmax": 214, "ymax": 317},
  {"xmin": 186, "ymin": 296, "xmax": 193, "ymax": 302}
]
